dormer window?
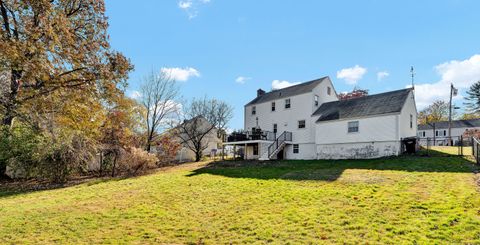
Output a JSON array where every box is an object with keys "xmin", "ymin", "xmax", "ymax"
[
  {"xmin": 314, "ymin": 95, "xmax": 319, "ymax": 106},
  {"xmin": 252, "ymin": 106, "xmax": 256, "ymax": 115},
  {"xmin": 285, "ymin": 98, "xmax": 291, "ymax": 109}
]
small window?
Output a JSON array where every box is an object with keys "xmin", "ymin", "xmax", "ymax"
[
  {"xmin": 273, "ymin": 124, "xmax": 277, "ymax": 134},
  {"xmin": 253, "ymin": 144, "xmax": 258, "ymax": 155},
  {"xmin": 293, "ymin": 144, "xmax": 299, "ymax": 154},
  {"xmin": 314, "ymin": 95, "xmax": 319, "ymax": 106},
  {"xmin": 348, "ymin": 121, "xmax": 359, "ymax": 133},
  {"xmin": 410, "ymin": 114, "xmax": 413, "ymax": 129},
  {"xmin": 436, "ymin": 131, "xmax": 439, "ymax": 137},
  {"xmin": 443, "ymin": 130, "xmax": 446, "ymax": 136},
  {"xmin": 271, "ymin": 102, "xmax": 276, "ymax": 111},
  {"xmin": 252, "ymin": 106, "xmax": 256, "ymax": 115},
  {"xmin": 327, "ymin": 87, "xmax": 331, "ymax": 95},
  {"xmin": 422, "ymin": 131, "xmax": 425, "ymax": 137},
  {"xmin": 285, "ymin": 98, "xmax": 291, "ymax": 109},
  {"xmin": 298, "ymin": 120, "xmax": 306, "ymax": 129}
]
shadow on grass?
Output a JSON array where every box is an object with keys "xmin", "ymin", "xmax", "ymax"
[
  {"xmin": 0, "ymin": 175, "xmax": 132, "ymax": 199},
  {"xmin": 187, "ymin": 153, "xmax": 479, "ymax": 182}
]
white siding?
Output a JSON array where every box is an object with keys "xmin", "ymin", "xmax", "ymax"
[
  {"xmin": 315, "ymin": 114, "xmax": 398, "ymax": 144},
  {"xmin": 399, "ymin": 90, "xmax": 417, "ymax": 138},
  {"xmin": 315, "ymin": 114, "xmax": 400, "ymax": 159},
  {"xmin": 285, "ymin": 143, "xmax": 316, "ymax": 160},
  {"xmin": 244, "ymin": 78, "xmax": 338, "ymax": 147}
]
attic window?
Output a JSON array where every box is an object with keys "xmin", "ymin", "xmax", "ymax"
[
  {"xmin": 252, "ymin": 106, "xmax": 256, "ymax": 115},
  {"xmin": 327, "ymin": 87, "xmax": 331, "ymax": 95},
  {"xmin": 314, "ymin": 95, "xmax": 319, "ymax": 106}
]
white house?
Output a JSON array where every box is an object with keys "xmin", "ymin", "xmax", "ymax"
[
  {"xmin": 162, "ymin": 117, "xmax": 222, "ymax": 162},
  {"xmin": 417, "ymin": 119, "xmax": 480, "ymax": 146},
  {"xmin": 224, "ymin": 76, "xmax": 417, "ymax": 160}
]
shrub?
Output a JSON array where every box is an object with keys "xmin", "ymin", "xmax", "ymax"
[
  {"xmin": 1, "ymin": 124, "xmax": 98, "ymax": 182},
  {"xmin": 38, "ymin": 131, "xmax": 98, "ymax": 183},
  {"xmin": 155, "ymin": 134, "xmax": 181, "ymax": 166},
  {"xmin": 0, "ymin": 124, "xmax": 46, "ymax": 178},
  {"xmin": 117, "ymin": 147, "xmax": 158, "ymax": 175}
]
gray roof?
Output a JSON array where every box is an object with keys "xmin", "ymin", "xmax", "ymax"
[
  {"xmin": 245, "ymin": 76, "xmax": 329, "ymax": 106},
  {"xmin": 418, "ymin": 118, "xmax": 480, "ymax": 130},
  {"xmin": 313, "ymin": 88, "xmax": 412, "ymax": 122}
]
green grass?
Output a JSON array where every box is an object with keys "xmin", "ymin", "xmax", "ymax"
[
  {"xmin": 417, "ymin": 146, "xmax": 473, "ymax": 156},
  {"xmin": 1, "ymin": 153, "xmax": 480, "ymax": 244}
]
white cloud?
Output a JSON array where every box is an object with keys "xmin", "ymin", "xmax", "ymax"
[
  {"xmin": 271, "ymin": 80, "xmax": 300, "ymax": 90},
  {"xmin": 336, "ymin": 65, "xmax": 367, "ymax": 85},
  {"xmin": 161, "ymin": 67, "xmax": 200, "ymax": 82},
  {"xmin": 178, "ymin": 0, "xmax": 210, "ymax": 19},
  {"xmin": 414, "ymin": 54, "xmax": 480, "ymax": 109},
  {"xmin": 178, "ymin": 0, "xmax": 192, "ymax": 9},
  {"xmin": 235, "ymin": 76, "xmax": 251, "ymax": 84},
  {"xmin": 128, "ymin": 90, "xmax": 142, "ymax": 99},
  {"xmin": 377, "ymin": 71, "xmax": 390, "ymax": 81}
]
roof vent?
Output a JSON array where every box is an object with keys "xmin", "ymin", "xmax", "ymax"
[{"xmin": 257, "ymin": 89, "xmax": 265, "ymax": 97}]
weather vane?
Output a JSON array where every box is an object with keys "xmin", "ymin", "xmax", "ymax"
[{"xmin": 410, "ymin": 66, "xmax": 415, "ymax": 89}]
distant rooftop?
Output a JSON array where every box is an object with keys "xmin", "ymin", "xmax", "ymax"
[
  {"xmin": 418, "ymin": 118, "xmax": 480, "ymax": 130},
  {"xmin": 245, "ymin": 76, "xmax": 329, "ymax": 106}
]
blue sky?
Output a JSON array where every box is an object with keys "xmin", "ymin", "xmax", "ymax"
[{"xmin": 105, "ymin": 0, "xmax": 480, "ymax": 130}]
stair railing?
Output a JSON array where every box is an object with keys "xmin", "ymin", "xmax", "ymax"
[{"xmin": 268, "ymin": 131, "xmax": 292, "ymax": 157}]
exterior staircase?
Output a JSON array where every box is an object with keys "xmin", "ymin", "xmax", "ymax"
[{"xmin": 265, "ymin": 131, "xmax": 292, "ymax": 160}]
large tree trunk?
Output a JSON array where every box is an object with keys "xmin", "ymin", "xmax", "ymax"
[
  {"xmin": 195, "ymin": 151, "xmax": 202, "ymax": 162},
  {"xmin": 2, "ymin": 70, "xmax": 21, "ymax": 127}
]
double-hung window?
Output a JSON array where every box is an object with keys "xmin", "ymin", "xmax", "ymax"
[
  {"xmin": 293, "ymin": 144, "xmax": 299, "ymax": 154},
  {"xmin": 285, "ymin": 99, "xmax": 291, "ymax": 109},
  {"xmin": 252, "ymin": 106, "xmax": 256, "ymax": 115},
  {"xmin": 271, "ymin": 102, "xmax": 276, "ymax": 111},
  {"xmin": 348, "ymin": 121, "xmax": 359, "ymax": 133},
  {"xmin": 314, "ymin": 95, "xmax": 319, "ymax": 106},
  {"xmin": 298, "ymin": 120, "xmax": 306, "ymax": 129}
]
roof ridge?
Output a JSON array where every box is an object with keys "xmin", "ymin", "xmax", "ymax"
[
  {"xmin": 245, "ymin": 76, "xmax": 329, "ymax": 106},
  {"xmin": 337, "ymin": 88, "xmax": 412, "ymax": 103},
  {"xmin": 259, "ymin": 76, "xmax": 328, "ymax": 96}
]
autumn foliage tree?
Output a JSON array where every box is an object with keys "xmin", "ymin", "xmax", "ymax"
[
  {"xmin": 0, "ymin": 0, "xmax": 132, "ymax": 126},
  {"xmin": 418, "ymin": 100, "xmax": 450, "ymax": 125}
]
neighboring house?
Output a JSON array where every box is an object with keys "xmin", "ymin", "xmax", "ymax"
[
  {"xmin": 224, "ymin": 76, "xmax": 417, "ymax": 160},
  {"xmin": 171, "ymin": 116, "xmax": 222, "ymax": 162},
  {"xmin": 417, "ymin": 119, "xmax": 480, "ymax": 146}
]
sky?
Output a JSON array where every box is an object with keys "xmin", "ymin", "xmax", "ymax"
[{"xmin": 105, "ymin": 0, "xmax": 480, "ymax": 130}]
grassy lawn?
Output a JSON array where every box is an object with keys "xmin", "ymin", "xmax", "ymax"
[
  {"xmin": 1, "ymin": 151, "xmax": 480, "ymax": 244},
  {"xmin": 418, "ymin": 146, "xmax": 473, "ymax": 156}
]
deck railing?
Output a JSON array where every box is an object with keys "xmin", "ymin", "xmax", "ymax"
[{"xmin": 226, "ymin": 130, "xmax": 276, "ymax": 142}]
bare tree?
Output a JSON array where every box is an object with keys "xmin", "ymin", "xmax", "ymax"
[
  {"xmin": 175, "ymin": 97, "xmax": 233, "ymax": 162},
  {"xmin": 140, "ymin": 70, "xmax": 180, "ymax": 152}
]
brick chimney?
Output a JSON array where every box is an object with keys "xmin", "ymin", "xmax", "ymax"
[{"xmin": 257, "ymin": 89, "xmax": 265, "ymax": 97}]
